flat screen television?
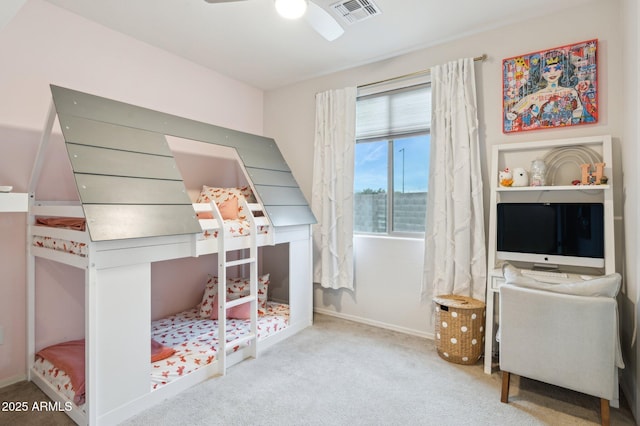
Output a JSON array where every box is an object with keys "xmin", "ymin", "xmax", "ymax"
[{"xmin": 496, "ymin": 202, "xmax": 604, "ymax": 268}]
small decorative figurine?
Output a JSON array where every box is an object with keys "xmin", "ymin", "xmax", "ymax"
[
  {"xmin": 580, "ymin": 163, "xmax": 591, "ymax": 184},
  {"xmin": 580, "ymin": 162, "xmax": 606, "ymax": 185},
  {"xmin": 512, "ymin": 167, "xmax": 529, "ymax": 187},
  {"xmin": 530, "ymin": 159, "xmax": 546, "ymax": 186},
  {"xmin": 594, "ymin": 163, "xmax": 605, "ymax": 183},
  {"xmin": 499, "ymin": 168, "xmax": 513, "ymax": 187}
]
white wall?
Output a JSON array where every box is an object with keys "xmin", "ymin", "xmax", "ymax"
[
  {"xmin": 317, "ymin": 236, "xmax": 428, "ymax": 336},
  {"xmin": 265, "ymin": 0, "xmax": 625, "ymax": 333},
  {"xmin": 265, "ymin": 0, "xmax": 638, "ymax": 411},
  {"xmin": 0, "ymin": 0, "xmax": 265, "ymax": 385}
]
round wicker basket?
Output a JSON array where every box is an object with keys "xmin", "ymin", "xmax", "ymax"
[{"xmin": 433, "ymin": 295, "xmax": 486, "ymax": 365}]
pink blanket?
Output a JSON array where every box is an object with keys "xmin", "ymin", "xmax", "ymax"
[
  {"xmin": 36, "ymin": 339, "xmax": 86, "ymax": 405},
  {"xmin": 151, "ymin": 338, "xmax": 175, "ymax": 362},
  {"xmin": 36, "ymin": 217, "xmax": 86, "ymax": 231},
  {"xmin": 37, "ymin": 338, "xmax": 176, "ymax": 405}
]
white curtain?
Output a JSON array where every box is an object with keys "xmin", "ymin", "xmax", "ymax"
[
  {"xmin": 311, "ymin": 87, "xmax": 357, "ymax": 290},
  {"xmin": 422, "ymin": 58, "xmax": 486, "ymax": 301}
]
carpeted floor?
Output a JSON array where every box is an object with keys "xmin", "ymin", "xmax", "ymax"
[{"xmin": 0, "ymin": 313, "xmax": 636, "ymax": 425}]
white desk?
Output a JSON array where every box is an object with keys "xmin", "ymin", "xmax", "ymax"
[{"xmin": 484, "ymin": 268, "xmax": 504, "ymax": 374}]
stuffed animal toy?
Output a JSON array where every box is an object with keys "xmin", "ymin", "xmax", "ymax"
[
  {"xmin": 512, "ymin": 167, "xmax": 529, "ymax": 187},
  {"xmin": 499, "ymin": 168, "xmax": 513, "ymax": 187}
]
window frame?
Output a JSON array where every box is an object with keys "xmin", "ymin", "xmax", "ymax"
[
  {"xmin": 354, "ymin": 78, "xmax": 432, "ymax": 238},
  {"xmin": 354, "ymin": 131, "xmax": 430, "ymax": 238}
]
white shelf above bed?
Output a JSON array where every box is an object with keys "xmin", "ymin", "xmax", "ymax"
[{"xmin": 0, "ymin": 192, "xmax": 28, "ymax": 212}]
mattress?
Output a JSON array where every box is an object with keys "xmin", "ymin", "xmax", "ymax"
[
  {"xmin": 32, "ymin": 219, "xmax": 270, "ymax": 258},
  {"xmin": 32, "ymin": 234, "xmax": 88, "ymax": 257},
  {"xmin": 198, "ymin": 219, "xmax": 269, "ymax": 241},
  {"xmin": 33, "ymin": 302, "xmax": 290, "ymax": 406},
  {"xmin": 150, "ymin": 301, "xmax": 289, "ymax": 388}
]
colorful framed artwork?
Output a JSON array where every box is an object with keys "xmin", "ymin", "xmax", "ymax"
[{"xmin": 502, "ymin": 39, "xmax": 598, "ymax": 134}]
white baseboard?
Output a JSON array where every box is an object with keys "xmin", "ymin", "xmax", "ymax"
[
  {"xmin": 0, "ymin": 373, "xmax": 27, "ymax": 389},
  {"xmin": 313, "ymin": 307, "xmax": 435, "ymax": 340}
]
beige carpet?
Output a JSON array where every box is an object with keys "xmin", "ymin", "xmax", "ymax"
[{"xmin": 1, "ymin": 314, "xmax": 636, "ymax": 425}]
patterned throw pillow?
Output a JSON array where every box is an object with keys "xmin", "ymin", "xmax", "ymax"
[
  {"xmin": 198, "ymin": 274, "xmax": 219, "ymax": 318},
  {"xmin": 257, "ymin": 274, "xmax": 270, "ymax": 315},
  {"xmin": 236, "ymin": 185, "xmax": 257, "ymax": 203},
  {"xmin": 227, "ymin": 274, "xmax": 270, "ymax": 315},
  {"xmin": 196, "ymin": 186, "xmax": 256, "ymax": 221},
  {"xmin": 198, "ymin": 273, "xmax": 270, "ymax": 318}
]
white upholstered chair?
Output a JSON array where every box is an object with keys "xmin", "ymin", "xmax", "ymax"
[{"xmin": 498, "ymin": 267, "xmax": 623, "ymax": 426}]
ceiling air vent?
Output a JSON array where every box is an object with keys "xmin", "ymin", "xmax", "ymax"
[{"xmin": 331, "ymin": 0, "xmax": 381, "ymax": 25}]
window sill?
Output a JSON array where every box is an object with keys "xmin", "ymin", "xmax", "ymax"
[{"xmin": 354, "ymin": 233, "xmax": 424, "ymax": 242}]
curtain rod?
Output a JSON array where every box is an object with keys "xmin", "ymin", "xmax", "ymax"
[{"xmin": 358, "ymin": 54, "xmax": 487, "ymax": 89}]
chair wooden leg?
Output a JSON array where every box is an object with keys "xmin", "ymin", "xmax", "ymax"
[
  {"xmin": 501, "ymin": 371, "xmax": 510, "ymax": 403},
  {"xmin": 600, "ymin": 398, "xmax": 610, "ymax": 426}
]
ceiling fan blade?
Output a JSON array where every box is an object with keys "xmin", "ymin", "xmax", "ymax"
[
  {"xmin": 203, "ymin": 0, "xmax": 248, "ymax": 3},
  {"xmin": 306, "ymin": 1, "xmax": 344, "ymax": 41}
]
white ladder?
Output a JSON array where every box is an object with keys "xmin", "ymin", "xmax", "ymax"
[{"xmin": 210, "ymin": 196, "xmax": 259, "ymax": 375}]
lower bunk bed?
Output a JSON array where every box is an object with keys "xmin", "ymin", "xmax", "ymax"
[{"xmin": 31, "ymin": 299, "xmax": 290, "ymax": 422}]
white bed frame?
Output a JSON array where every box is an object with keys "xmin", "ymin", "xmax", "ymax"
[{"xmin": 26, "ymin": 102, "xmax": 313, "ymax": 425}]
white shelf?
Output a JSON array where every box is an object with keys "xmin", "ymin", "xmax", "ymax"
[
  {"xmin": 0, "ymin": 193, "xmax": 28, "ymax": 212},
  {"xmin": 496, "ymin": 184, "xmax": 609, "ymax": 192},
  {"xmin": 484, "ymin": 135, "xmax": 615, "ymax": 376}
]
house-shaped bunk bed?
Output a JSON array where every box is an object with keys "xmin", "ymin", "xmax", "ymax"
[{"xmin": 27, "ymin": 85, "xmax": 316, "ymax": 425}]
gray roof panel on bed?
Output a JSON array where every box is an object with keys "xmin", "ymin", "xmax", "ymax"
[{"xmin": 50, "ymin": 85, "xmax": 316, "ymax": 241}]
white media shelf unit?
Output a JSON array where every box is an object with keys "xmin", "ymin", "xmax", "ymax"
[{"xmin": 484, "ymin": 134, "xmax": 615, "ymax": 374}]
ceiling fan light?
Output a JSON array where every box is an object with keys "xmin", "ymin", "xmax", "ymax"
[{"xmin": 275, "ymin": 0, "xmax": 308, "ymax": 19}]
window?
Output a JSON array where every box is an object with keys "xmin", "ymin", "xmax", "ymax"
[{"xmin": 354, "ymin": 84, "xmax": 431, "ymax": 235}]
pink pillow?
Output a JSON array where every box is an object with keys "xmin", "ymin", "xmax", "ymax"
[
  {"xmin": 196, "ymin": 198, "xmax": 238, "ymax": 220},
  {"xmin": 217, "ymin": 197, "xmax": 239, "ymax": 220},
  {"xmin": 210, "ymin": 294, "xmax": 251, "ymax": 320}
]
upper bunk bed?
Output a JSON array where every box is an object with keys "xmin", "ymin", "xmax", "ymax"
[{"xmin": 29, "ymin": 85, "xmax": 316, "ymax": 269}]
